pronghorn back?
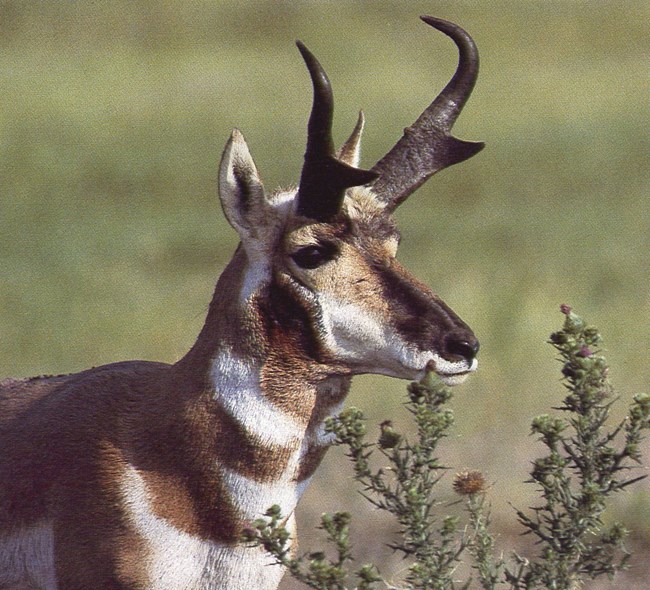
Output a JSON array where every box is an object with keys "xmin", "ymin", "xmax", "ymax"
[{"xmin": 1, "ymin": 16, "xmax": 484, "ymax": 590}]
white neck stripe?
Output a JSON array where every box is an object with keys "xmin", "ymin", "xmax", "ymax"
[{"xmin": 210, "ymin": 349, "xmax": 305, "ymax": 448}]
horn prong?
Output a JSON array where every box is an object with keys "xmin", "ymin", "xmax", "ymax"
[
  {"xmin": 336, "ymin": 111, "xmax": 365, "ymax": 166},
  {"xmin": 370, "ymin": 17, "xmax": 484, "ymax": 211}
]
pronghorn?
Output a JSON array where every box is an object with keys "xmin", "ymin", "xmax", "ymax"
[{"xmin": 0, "ymin": 16, "xmax": 483, "ymax": 590}]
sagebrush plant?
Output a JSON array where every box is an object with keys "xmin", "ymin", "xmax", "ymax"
[
  {"xmin": 500, "ymin": 304, "xmax": 650, "ymax": 589},
  {"xmin": 243, "ymin": 307, "xmax": 649, "ymax": 589}
]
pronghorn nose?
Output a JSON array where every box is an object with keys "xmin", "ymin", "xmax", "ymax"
[{"xmin": 443, "ymin": 333, "xmax": 480, "ymax": 363}]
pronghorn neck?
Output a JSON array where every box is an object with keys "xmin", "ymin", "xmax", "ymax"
[
  {"xmin": 178, "ymin": 243, "xmax": 351, "ymax": 520},
  {"xmin": 180, "ymin": 246, "xmax": 260, "ymax": 370},
  {"xmin": 209, "ymin": 338, "xmax": 350, "ymax": 466},
  {"xmin": 208, "ymin": 340, "xmax": 349, "ymax": 525}
]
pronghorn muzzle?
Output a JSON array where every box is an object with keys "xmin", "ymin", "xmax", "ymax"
[{"xmin": 378, "ymin": 260, "xmax": 479, "ymax": 379}]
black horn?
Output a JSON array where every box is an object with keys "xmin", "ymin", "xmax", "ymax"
[
  {"xmin": 295, "ymin": 41, "xmax": 378, "ymax": 221},
  {"xmin": 371, "ymin": 16, "xmax": 484, "ymax": 211}
]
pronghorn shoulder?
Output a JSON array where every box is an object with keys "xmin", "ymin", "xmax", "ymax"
[{"xmin": 0, "ymin": 361, "xmax": 174, "ymax": 434}]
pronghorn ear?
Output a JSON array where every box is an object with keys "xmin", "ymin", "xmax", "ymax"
[{"xmin": 219, "ymin": 130, "xmax": 277, "ymax": 253}]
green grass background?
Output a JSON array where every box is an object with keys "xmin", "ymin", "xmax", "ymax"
[{"xmin": 1, "ymin": 1, "xmax": 648, "ymax": 587}]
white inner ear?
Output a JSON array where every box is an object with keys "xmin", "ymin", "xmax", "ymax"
[
  {"xmin": 219, "ymin": 129, "xmax": 264, "ymax": 231},
  {"xmin": 218, "ymin": 130, "xmax": 280, "ymax": 262}
]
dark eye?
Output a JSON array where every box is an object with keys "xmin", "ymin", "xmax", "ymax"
[{"xmin": 290, "ymin": 243, "xmax": 338, "ymax": 269}]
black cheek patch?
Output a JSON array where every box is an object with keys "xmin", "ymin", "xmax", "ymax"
[{"xmin": 257, "ymin": 279, "xmax": 325, "ymax": 362}]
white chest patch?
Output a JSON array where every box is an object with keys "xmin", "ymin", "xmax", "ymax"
[
  {"xmin": 0, "ymin": 520, "xmax": 57, "ymax": 589},
  {"xmin": 220, "ymin": 450, "xmax": 307, "ymax": 523},
  {"xmin": 121, "ymin": 467, "xmax": 286, "ymax": 590}
]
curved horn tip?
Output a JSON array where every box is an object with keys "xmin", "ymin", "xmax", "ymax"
[
  {"xmin": 295, "ymin": 39, "xmax": 333, "ymax": 114},
  {"xmin": 295, "ymin": 40, "xmax": 326, "ymax": 76},
  {"xmin": 368, "ymin": 16, "xmax": 482, "ymax": 210},
  {"xmin": 419, "ymin": 15, "xmax": 461, "ymax": 32},
  {"xmin": 355, "ymin": 110, "xmax": 365, "ymax": 127},
  {"xmin": 419, "ymin": 16, "xmax": 477, "ymax": 49},
  {"xmin": 295, "ymin": 39, "xmax": 308, "ymax": 55}
]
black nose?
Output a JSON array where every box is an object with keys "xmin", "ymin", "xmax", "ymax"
[{"xmin": 443, "ymin": 333, "xmax": 480, "ymax": 363}]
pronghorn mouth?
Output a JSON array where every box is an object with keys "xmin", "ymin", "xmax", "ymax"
[
  {"xmin": 425, "ymin": 358, "xmax": 477, "ymax": 387},
  {"xmin": 437, "ymin": 371, "xmax": 473, "ymax": 386}
]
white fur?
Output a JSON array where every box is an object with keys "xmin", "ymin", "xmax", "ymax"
[
  {"xmin": 268, "ymin": 189, "xmax": 296, "ymax": 212},
  {"xmin": 220, "ymin": 463, "xmax": 307, "ymax": 525},
  {"xmin": 219, "ymin": 392, "xmax": 345, "ymax": 531},
  {"xmin": 317, "ymin": 293, "xmax": 477, "ymax": 382},
  {"xmin": 239, "ymin": 259, "xmax": 271, "ymax": 303},
  {"xmin": 0, "ymin": 521, "xmax": 57, "ymax": 589},
  {"xmin": 430, "ymin": 354, "xmax": 478, "ymax": 385},
  {"xmin": 210, "ymin": 349, "xmax": 304, "ymax": 447},
  {"xmin": 219, "ymin": 391, "xmax": 343, "ymax": 521},
  {"xmin": 120, "ymin": 467, "xmax": 285, "ymax": 590},
  {"xmin": 316, "ymin": 293, "xmax": 412, "ymax": 376}
]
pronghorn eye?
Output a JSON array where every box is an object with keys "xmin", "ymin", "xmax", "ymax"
[{"xmin": 291, "ymin": 243, "xmax": 338, "ymax": 269}]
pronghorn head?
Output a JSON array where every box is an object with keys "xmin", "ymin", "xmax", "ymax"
[{"xmin": 218, "ymin": 17, "xmax": 482, "ymax": 386}]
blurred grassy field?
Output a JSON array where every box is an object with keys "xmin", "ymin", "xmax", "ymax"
[{"xmin": 1, "ymin": 1, "xmax": 648, "ymax": 587}]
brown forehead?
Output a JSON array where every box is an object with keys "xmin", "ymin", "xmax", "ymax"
[
  {"xmin": 343, "ymin": 187, "xmax": 399, "ymax": 242},
  {"xmin": 284, "ymin": 190, "xmax": 399, "ymax": 247}
]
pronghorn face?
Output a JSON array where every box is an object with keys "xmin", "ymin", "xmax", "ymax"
[
  {"xmin": 219, "ymin": 131, "xmax": 479, "ymax": 385},
  {"xmin": 282, "ymin": 196, "xmax": 478, "ymax": 383}
]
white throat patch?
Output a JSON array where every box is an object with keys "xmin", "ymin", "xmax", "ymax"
[{"xmin": 210, "ymin": 348, "xmax": 305, "ymax": 448}]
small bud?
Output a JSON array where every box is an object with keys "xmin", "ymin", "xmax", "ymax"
[
  {"xmin": 253, "ymin": 518, "xmax": 267, "ymax": 530},
  {"xmin": 265, "ymin": 505, "xmax": 282, "ymax": 517},
  {"xmin": 357, "ymin": 564, "xmax": 382, "ymax": 583},
  {"xmin": 453, "ymin": 470, "xmax": 487, "ymax": 496},
  {"xmin": 561, "ymin": 364, "xmax": 575, "ymax": 378},
  {"xmin": 563, "ymin": 311, "xmax": 585, "ymax": 334},
  {"xmin": 240, "ymin": 525, "xmax": 257, "ymax": 542},
  {"xmin": 332, "ymin": 511, "xmax": 351, "ymax": 528},
  {"xmin": 583, "ymin": 325, "xmax": 601, "ymax": 342},
  {"xmin": 549, "ymin": 331, "xmax": 569, "ymax": 344},
  {"xmin": 378, "ymin": 420, "xmax": 401, "ymax": 449},
  {"xmin": 561, "ymin": 364, "xmax": 585, "ymax": 380},
  {"xmin": 577, "ymin": 346, "xmax": 592, "ymax": 358}
]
